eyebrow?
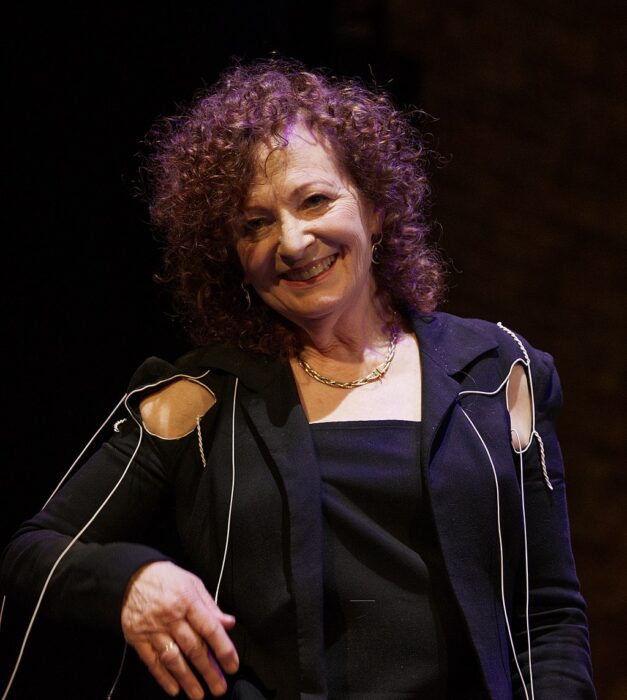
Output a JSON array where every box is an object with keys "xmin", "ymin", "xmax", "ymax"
[{"xmin": 245, "ymin": 179, "xmax": 337, "ymax": 208}]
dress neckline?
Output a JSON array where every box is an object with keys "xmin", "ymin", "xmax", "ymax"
[{"xmin": 309, "ymin": 419, "xmax": 421, "ymax": 428}]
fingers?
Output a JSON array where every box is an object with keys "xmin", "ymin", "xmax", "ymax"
[
  {"xmin": 134, "ymin": 638, "xmax": 180, "ymax": 697},
  {"xmin": 154, "ymin": 634, "xmax": 209, "ymax": 700},
  {"xmin": 187, "ymin": 597, "xmax": 239, "ymax": 676},
  {"xmin": 137, "ymin": 628, "xmax": 233, "ymax": 699},
  {"xmin": 171, "ymin": 620, "xmax": 230, "ymax": 697},
  {"xmin": 121, "ymin": 563, "xmax": 239, "ymax": 697}
]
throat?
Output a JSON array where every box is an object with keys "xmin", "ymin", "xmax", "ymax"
[{"xmin": 297, "ymin": 330, "xmax": 398, "ymax": 389}]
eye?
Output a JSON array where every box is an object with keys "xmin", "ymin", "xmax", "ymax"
[
  {"xmin": 303, "ymin": 193, "xmax": 330, "ymax": 208},
  {"xmin": 244, "ymin": 217, "xmax": 271, "ymax": 233}
]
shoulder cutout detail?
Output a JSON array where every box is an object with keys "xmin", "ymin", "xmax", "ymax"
[
  {"xmin": 139, "ymin": 378, "xmax": 216, "ymax": 439},
  {"xmin": 507, "ymin": 364, "xmax": 533, "ymax": 451}
]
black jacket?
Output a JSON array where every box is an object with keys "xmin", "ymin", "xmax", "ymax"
[{"xmin": 0, "ymin": 313, "xmax": 595, "ymax": 698}]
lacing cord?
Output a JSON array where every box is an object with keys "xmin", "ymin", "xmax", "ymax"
[
  {"xmin": 214, "ymin": 377, "xmax": 238, "ymax": 606},
  {"xmin": 460, "ymin": 409, "xmax": 534, "ymax": 700}
]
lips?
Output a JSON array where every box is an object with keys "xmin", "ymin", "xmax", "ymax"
[{"xmin": 282, "ymin": 254, "xmax": 338, "ymax": 282}]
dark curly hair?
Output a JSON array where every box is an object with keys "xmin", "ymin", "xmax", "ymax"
[{"xmin": 141, "ymin": 57, "xmax": 446, "ymax": 358}]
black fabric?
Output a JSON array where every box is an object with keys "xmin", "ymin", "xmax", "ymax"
[
  {"xmin": 0, "ymin": 313, "xmax": 596, "ymax": 699},
  {"xmin": 312, "ymin": 420, "xmax": 447, "ymax": 697}
]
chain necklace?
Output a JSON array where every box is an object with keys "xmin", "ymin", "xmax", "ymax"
[{"xmin": 297, "ymin": 331, "xmax": 398, "ymax": 389}]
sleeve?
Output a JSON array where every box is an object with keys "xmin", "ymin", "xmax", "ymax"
[
  {"xmin": 0, "ymin": 416, "xmax": 191, "ymax": 635},
  {"xmin": 511, "ymin": 348, "xmax": 596, "ymax": 698}
]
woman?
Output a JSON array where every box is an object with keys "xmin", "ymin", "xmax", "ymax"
[{"xmin": 1, "ymin": 58, "xmax": 595, "ymax": 699}]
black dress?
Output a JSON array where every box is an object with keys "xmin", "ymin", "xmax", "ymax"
[{"xmin": 311, "ymin": 420, "xmax": 484, "ymax": 699}]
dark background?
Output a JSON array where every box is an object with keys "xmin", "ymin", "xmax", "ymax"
[{"xmin": 2, "ymin": 2, "xmax": 625, "ymax": 698}]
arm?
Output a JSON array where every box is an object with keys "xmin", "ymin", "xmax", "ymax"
[
  {"xmin": 0, "ymin": 421, "xmax": 176, "ymax": 632},
  {"xmin": 511, "ymin": 350, "xmax": 595, "ymax": 699},
  {"xmin": 1, "ymin": 377, "xmax": 239, "ymax": 698}
]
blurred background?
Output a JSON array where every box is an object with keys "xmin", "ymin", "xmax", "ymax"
[{"xmin": 2, "ymin": 2, "xmax": 625, "ymax": 697}]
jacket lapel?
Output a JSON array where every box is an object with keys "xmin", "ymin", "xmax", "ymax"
[
  {"xmin": 413, "ymin": 314, "xmax": 515, "ymax": 698},
  {"xmin": 236, "ymin": 360, "xmax": 327, "ymax": 698},
  {"xmin": 413, "ymin": 313, "xmax": 499, "ymax": 468}
]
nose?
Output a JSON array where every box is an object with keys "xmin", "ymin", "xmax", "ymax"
[{"xmin": 276, "ymin": 214, "xmax": 315, "ymax": 263}]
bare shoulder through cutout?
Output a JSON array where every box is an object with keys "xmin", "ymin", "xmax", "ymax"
[
  {"xmin": 507, "ymin": 364, "xmax": 533, "ymax": 451},
  {"xmin": 139, "ymin": 378, "xmax": 216, "ymax": 439}
]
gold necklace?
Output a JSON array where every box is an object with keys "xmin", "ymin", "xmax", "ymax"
[{"xmin": 297, "ymin": 331, "xmax": 398, "ymax": 389}]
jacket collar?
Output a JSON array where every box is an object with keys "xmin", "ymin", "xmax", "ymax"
[
  {"xmin": 129, "ymin": 312, "xmax": 501, "ymax": 454},
  {"xmin": 179, "ymin": 343, "xmax": 282, "ymax": 393},
  {"xmin": 411, "ymin": 313, "xmax": 500, "ymax": 467},
  {"xmin": 179, "ymin": 311, "xmax": 499, "ymax": 387},
  {"xmin": 412, "ymin": 312, "xmax": 499, "ymax": 377}
]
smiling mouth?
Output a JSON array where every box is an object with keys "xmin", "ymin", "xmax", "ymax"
[{"xmin": 282, "ymin": 254, "xmax": 338, "ymax": 282}]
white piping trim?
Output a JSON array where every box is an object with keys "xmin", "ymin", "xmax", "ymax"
[
  {"xmin": 460, "ymin": 409, "xmax": 533, "ymax": 700},
  {"xmin": 214, "ymin": 377, "xmax": 238, "ymax": 605},
  {"xmin": 513, "ymin": 427, "xmax": 535, "ymax": 699}
]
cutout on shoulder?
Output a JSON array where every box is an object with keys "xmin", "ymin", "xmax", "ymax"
[
  {"xmin": 139, "ymin": 378, "xmax": 216, "ymax": 439},
  {"xmin": 507, "ymin": 364, "xmax": 533, "ymax": 451}
]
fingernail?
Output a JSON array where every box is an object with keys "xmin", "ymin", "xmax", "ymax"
[{"xmin": 212, "ymin": 679, "xmax": 227, "ymax": 696}]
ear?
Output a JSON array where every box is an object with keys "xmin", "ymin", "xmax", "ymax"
[{"xmin": 367, "ymin": 205, "xmax": 385, "ymax": 238}]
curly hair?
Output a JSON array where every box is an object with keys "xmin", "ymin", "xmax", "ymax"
[{"xmin": 141, "ymin": 56, "xmax": 446, "ymax": 358}]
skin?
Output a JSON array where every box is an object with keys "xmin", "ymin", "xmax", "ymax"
[
  {"xmin": 236, "ymin": 122, "xmax": 384, "ymax": 354},
  {"xmin": 236, "ymin": 122, "xmax": 423, "ymax": 423}
]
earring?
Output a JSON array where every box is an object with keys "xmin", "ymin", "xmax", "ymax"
[
  {"xmin": 241, "ymin": 281, "xmax": 252, "ymax": 311},
  {"xmin": 371, "ymin": 232, "xmax": 383, "ymax": 264}
]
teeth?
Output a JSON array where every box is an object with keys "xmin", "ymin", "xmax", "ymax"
[{"xmin": 285, "ymin": 255, "xmax": 336, "ymax": 281}]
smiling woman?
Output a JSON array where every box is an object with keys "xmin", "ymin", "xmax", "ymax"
[
  {"xmin": 237, "ymin": 123, "xmax": 380, "ymax": 336},
  {"xmin": 0, "ymin": 57, "xmax": 595, "ymax": 699},
  {"xmin": 142, "ymin": 58, "xmax": 442, "ymax": 361}
]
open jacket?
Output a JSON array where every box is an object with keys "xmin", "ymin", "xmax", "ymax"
[{"xmin": 0, "ymin": 313, "xmax": 595, "ymax": 699}]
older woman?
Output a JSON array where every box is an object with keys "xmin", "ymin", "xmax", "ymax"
[{"xmin": 1, "ymin": 59, "xmax": 595, "ymax": 699}]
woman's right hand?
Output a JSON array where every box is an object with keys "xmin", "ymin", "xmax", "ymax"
[{"xmin": 121, "ymin": 561, "xmax": 239, "ymax": 699}]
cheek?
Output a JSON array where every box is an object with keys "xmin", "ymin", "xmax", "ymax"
[
  {"xmin": 237, "ymin": 241, "xmax": 257, "ymax": 277},
  {"xmin": 346, "ymin": 224, "xmax": 373, "ymax": 264},
  {"xmin": 237, "ymin": 240, "xmax": 272, "ymax": 284}
]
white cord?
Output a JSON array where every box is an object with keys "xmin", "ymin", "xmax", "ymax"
[
  {"xmin": 1, "ymin": 413, "xmax": 145, "ymax": 700},
  {"xmin": 495, "ymin": 323, "xmax": 552, "ymax": 488},
  {"xmin": 106, "ymin": 641, "xmax": 128, "ymax": 700},
  {"xmin": 455, "ymin": 320, "xmax": 546, "ymax": 697},
  {"xmin": 458, "ymin": 358, "xmax": 535, "ymax": 454},
  {"xmin": 513, "ymin": 427, "xmax": 535, "ymax": 699},
  {"xmin": 497, "ymin": 322, "xmax": 530, "ymax": 365},
  {"xmin": 460, "ymin": 408, "xmax": 532, "ymax": 700},
  {"xmin": 41, "ymin": 393, "xmax": 129, "ymax": 510},
  {"xmin": 214, "ymin": 377, "xmax": 238, "ymax": 605}
]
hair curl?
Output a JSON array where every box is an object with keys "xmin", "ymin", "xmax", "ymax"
[{"xmin": 141, "ymin": 56, "xmax": 446, "ymax": 358}]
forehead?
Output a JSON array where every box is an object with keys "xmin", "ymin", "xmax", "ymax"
[{"xmin": 249, "ymin": 123, "xmax": 347, "ymax": 190}]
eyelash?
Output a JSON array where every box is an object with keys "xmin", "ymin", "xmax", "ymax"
[
  {"xmin": 245, "ymin": 218, "xmax": 269, "ymax": 231},
  {"xmin": 303, "ymin": 193, "xmax": 329, "ymax": 207}
]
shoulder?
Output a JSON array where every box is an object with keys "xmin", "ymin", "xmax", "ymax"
[
  {"xmin": 413, "ymin": 311, "xmax": 560, "ymax": 406},
  {"xmin": 122, "ymin": 346, "xmax": 229, "ymax": 440},
  {"xmin": 126, "ymin": 343, "xmax": 265, "ymax": 394},
  {"xmin": 415, "ymin": 311, "xmax": 555, "ymax": 364},
  {"xmin": 124, "ymin": 343, "xmax": 281, "ymax": 437}
]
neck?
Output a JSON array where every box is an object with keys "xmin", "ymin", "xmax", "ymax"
[{"xmin": 300, "ymin": 303, "xmax": 390, "ymax": 356}]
